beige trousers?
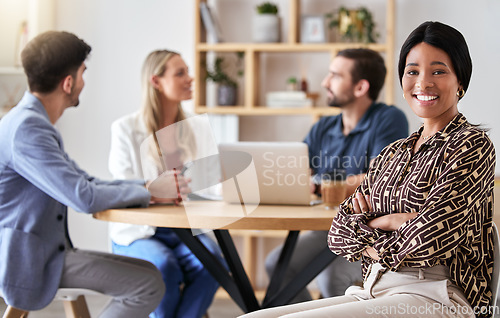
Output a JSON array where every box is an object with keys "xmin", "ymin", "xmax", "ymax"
[{"xmin": 240, "ymin": 263, "xmax": 477, "ymax": 318}]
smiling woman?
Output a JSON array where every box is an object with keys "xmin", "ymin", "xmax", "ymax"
[
  {"xmin": 398, "ymin": 21, "xmax": 472, "ymax": 154},
  {"xmin": 239, "ymin": 21, "xmax": 496, "ymax": 318},
  {"xmin": 402, "ymin": 42, "xmax": 460, "ymax": 143}
]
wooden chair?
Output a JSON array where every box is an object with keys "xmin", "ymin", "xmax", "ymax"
[
  {"xmin": 2, "ymin": 288, "xmax": 103, "ymax": 318},
  {"xmin": 490, "ymin": 223, "xmax": 500, "ymax": 318}
]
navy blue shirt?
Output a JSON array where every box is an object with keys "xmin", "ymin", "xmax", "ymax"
[{"xmin": 304, "ymin": 102, "xmax": 408, "ymax": 180}]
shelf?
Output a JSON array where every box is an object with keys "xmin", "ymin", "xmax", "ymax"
[
  {"xmin": 194, "ymin": 106, "xmax": 341, "ymax": 117},
  {"xmin": 0, "ymin": 67, "xmax": 25, "ymax": 75},
  {"xmin": 196, "ymin": 42, "xmax": 388, "ymax": 53},
  {"xmin": 194, "ymin": 0, "xmax": 395, "ymax": 118}
]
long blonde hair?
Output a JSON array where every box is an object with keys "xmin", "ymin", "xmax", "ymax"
[{"xmin": 140, "ymin": 50, "xmax": 195, "ymax": 172}]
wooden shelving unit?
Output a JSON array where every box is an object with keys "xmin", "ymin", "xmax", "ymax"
[{"xmin": 193, "ymin": 0, "xmax": 395, "ymax": 121}]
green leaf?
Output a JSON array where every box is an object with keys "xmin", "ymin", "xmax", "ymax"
[{"xmin": 256, "ymin": 2, "xmax": 278, "ymax": 14}]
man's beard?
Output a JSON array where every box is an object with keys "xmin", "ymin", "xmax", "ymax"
[
  {"xmin": 328, "ymin": 97, "xmax": 342, "ymax": 108},
  {"xmin": 327, "ymin": 94, "xmax": 355, "ymax": 108},
  {"xmin": 69, "ymin": 85, "xmax": 80, "ymax": 107}
]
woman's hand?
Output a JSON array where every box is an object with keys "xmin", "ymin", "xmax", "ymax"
[
  {"xmin": 146, "ymin": 170, "xmax": 192, "ymax": 206},
  {"xmin": 175, "ymin": 174, "xmax": 192, "ymax": 202},
  {"xmin": 352, "ymin": 191, "xmax": 372, "ymax": 213},
  {"xmin": 363, "ymin": 247, "xmax": 380, "ymax": 261}
]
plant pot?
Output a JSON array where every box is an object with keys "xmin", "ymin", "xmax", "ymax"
[
  {"xmin": 217, "ymin": 84, "xmax": 237, "ymax": 106},
  {"xmin": 252, "ymin": 14, "xmax": 280, "ymax": 43}
]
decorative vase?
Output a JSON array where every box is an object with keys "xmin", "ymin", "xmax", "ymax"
[
  {"xmin": 252, "ymin": 14, "xmax": 280, "ymax": 43},
  {"xmin": 217, "ymin": 84, "xmax": 237, "ymax": 106}
]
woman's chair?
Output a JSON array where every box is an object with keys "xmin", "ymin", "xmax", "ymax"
[
  {"xmin": 2, "ymin": 288, "xmax": 103, "ymax": 318},
  {"xmin": 490, "ymin": 223, "xmax": 500, "ymax": 317}
]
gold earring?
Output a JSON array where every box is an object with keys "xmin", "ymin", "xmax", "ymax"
[
  {"xmin": 403, "ymin": 93, "xmax": 405, "ymax": 99},
  {"xmin": 457, "ymin": 89, "xmax": 465, "ymax": 98}
]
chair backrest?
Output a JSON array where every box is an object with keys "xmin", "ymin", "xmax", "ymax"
[{"xmin": 491, "ymin": 223, "xmax": 500, "ymax": 313}]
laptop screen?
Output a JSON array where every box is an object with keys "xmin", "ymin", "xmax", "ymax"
[{"xmin": 218, "ymin": 142, "xmax": 312, "ymax": 206}]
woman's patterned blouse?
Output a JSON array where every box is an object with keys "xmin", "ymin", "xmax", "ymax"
[{"xmin": 328, "ymin": 113, "xmax": 496, "ymax": 310}]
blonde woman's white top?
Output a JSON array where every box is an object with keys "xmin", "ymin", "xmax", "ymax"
[
  {"xmin": 108, "ymin": 112, "xmax": 158, "ymax": 245},
  {"xmin": 108, "ymin": 111, "xmax": 221, "ymax": 246}
]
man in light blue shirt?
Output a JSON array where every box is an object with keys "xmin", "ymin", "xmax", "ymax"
[{"xmin": 0, "ymin": 31, "xmax": 164, "ymax": 317}]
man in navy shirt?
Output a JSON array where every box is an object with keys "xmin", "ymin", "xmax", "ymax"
[{"xmin": 265, "ymin": 49, "xmax": 409, "ymax": 303}]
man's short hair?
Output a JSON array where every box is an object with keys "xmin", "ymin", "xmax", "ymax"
[
  {"xmin": 21, "ymin": 31, "xmax": 91, "ymax": 93},
  {"xmin": 337, "ymin": 48, "xmax": 386, "ymax": 101}
]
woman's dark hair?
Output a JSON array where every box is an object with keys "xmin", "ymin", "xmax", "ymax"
[
  {"xmin": 398, "ymin": 21, "xmax": 472, "ymax": 99},
  {"xmin": 21, "ymin": 31, "xmax": 92, "ymax": 93},
  {"xmin": 337, "ymin": 48, "xmax": 386, "ymax": 101}
]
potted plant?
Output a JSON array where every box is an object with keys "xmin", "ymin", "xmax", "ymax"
[
  {"xmin": 325, "ymin": 6, "xmax": 378, "ymax": 43},
  {"xmin": 253, "ymin": 2, "xmax": 280, "ymax": 43},
  {"xmin": 286, "ymin": 76, "xmax": 298, "ymax": 91},
  {"xmin": 205, "ymin": 54, "xmax": 243, "ymax": 106}
]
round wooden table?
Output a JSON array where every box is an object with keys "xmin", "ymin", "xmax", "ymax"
[{"xmin": 94, "ymin": 201, "xmax": 338, "ymax": 313}]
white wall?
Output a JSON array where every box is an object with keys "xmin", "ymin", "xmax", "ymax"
[
  {"xmin": 394, "ymin": 0, "xmax": 500, "ymax": 139},
  {"xmin": 0, "ymin": 0, "xmax": 29, "ymax": 67},
  {"xmin": 34, "ymin": 0, "xmax": 500, "ymax": 251},
  {"xmin": 54, "ymin": 0, "xmax": 195, "ymax": 250}
]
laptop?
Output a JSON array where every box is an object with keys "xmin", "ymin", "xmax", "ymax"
[{"xmin": 218, "ymin": 142, "xmax": 315, "ymax": 206}]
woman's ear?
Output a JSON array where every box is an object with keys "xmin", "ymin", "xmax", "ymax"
[
  {"xmin": 354, "ymin": 79, "xmax": 370, "ymax": 98},
  {"xmin": 150, "ymin": 75, "xmax": 160, "ymax": 90}
]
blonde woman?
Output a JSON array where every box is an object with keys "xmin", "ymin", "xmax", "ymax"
[{"xmin": 108, "ymin": 50, "xmax": 222, "ymax": 318}]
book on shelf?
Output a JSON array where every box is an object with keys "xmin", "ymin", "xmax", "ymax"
[
  {"xmin": 200, "ymin": 3, "xmax": 224, "ymax": 43},
  {"xmin": 266, "ymin": 91, "xmax": 313, "ymax": 108}
]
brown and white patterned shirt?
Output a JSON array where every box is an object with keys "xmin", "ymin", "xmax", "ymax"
[{"xmin": 328, "ymin": 113, "xmax": 496, "ymax": 310}]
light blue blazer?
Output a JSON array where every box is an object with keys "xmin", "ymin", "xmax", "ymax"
[{"xmin": 0, "ymin": 92, "xmax": 151, "ymax": 310}]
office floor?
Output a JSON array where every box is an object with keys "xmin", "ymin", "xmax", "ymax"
[
  {"xmin": 3, "ymin": 294, "xmax": 500, "ymax": 318},
  {"xmin": 0, "ymin": 292, "xmax": 244, "ymax": 317}
]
